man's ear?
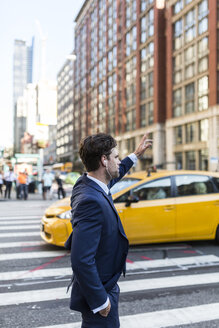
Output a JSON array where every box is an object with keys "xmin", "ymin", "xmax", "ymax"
[{"xmin": 101, "ymin": 155, "xmax": 107, "ymax": 167}]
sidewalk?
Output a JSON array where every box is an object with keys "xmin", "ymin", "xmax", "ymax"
[{"xmin": 0, "ymin": 190, "xmax": 70, "ymax": 202}]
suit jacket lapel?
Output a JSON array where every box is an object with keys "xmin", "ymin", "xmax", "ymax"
[{"xmin": 82, "ymin": 174, "xmax": 128, "ymax": 240}]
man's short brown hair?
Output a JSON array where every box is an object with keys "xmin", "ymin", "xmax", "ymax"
[{"xmin": 79, "ymin": 133, "xmax": 117, "ymax": 172}]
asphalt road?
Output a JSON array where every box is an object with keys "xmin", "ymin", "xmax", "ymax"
[{"xmin": 1, "ymin": 194, "xmax": 219, "ymax": 328}]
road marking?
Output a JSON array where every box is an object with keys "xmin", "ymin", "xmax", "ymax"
[
  {"xmin": 0, "ymin": 224, "xmax": 39, "ymax": 230},
  {"xmin": 2, "ymin": 272, "xmax": 219, "ymax": 306},
  {"xmin": 0, "ymin": 215, "xmax": 42, "ymax": 220},
  {"xmin": 36, "ymin": 302, "xmax": 219, "ymax": 327},
  {"xmin": 119, "ymin": 302, "xmax": 219, "ymax": 327},
  {"xmin": 0, "ymin": 220, "xmax": 40, "ymax": 225},
  {"xmin": 126, "ymin": 255, "xmax": 219, "ymax": 271},
  {"xmin": 0, "ymin": 232, "xmax": 40, "ymax": 238},
  {"xmin": 0, "ymin": 250, "xmax": 68, "ymax": 261},
  {"xmin": 0, "ymin": 267, "xmax": 72, "ymax": 281},
  {"xmin": 0, "ymin": 254, "xmax": 218, "ymax": 275},
  {"xmin": 119, "ymin": 271, "xmax": 219, "ymax": 293},
  {"xmin": 0, "ymin": 241, "xmax": 45, "ymax": 249}
]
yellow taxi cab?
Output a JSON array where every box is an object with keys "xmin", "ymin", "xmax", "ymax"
[{"xmin": 40, "ymin": 170, "xmax": 219, "ymax": 247}]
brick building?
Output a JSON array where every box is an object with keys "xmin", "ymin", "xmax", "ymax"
[{"xmin": 73, "ymin": 0, "xmax": 219, "ymax": 171}]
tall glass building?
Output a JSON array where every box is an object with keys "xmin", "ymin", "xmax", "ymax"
[{"xmin": 13, "ymin": 37, "xmax": 34, "ymax": 153}]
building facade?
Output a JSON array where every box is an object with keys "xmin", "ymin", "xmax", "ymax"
[
  {"xmin": 56, "ymin": 58, "xmax": 74, "ymax": 163},
  {"xmin": 165, "ymin": 0, "xmax": 219, "ymax": 172},
  {"xmin": 73, "ymin": 0, "xmax": 219, "ymax": 171},
  {"xmin": 13, "ymin": 38, "xmax": 34, "ymax": 153}
]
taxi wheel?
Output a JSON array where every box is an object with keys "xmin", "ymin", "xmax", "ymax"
[{"xmin": 215, "ymin": 225, "xmax": 219, "ymax": 243}]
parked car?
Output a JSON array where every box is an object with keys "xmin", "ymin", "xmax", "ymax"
[{"xmin": 40, "ymin": 170, "xmax": 219, "ymax": 247}]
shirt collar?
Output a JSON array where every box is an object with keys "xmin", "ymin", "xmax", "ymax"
[{"xmin": 87, "ymin": 174, "xmax": 109, "ymax": 195}]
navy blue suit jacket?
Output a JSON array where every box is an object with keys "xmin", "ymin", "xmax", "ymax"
[{"xmin": 65, "ymin": 156, "xmax": 133, "ymax": 313}]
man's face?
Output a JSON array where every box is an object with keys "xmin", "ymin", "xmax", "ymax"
[{"xmin": 107, "ymin": 147, "xmax": 121, "ymax": 179}]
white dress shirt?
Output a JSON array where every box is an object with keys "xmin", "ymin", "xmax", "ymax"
[{"xmin": 87, "ymin": 153, "xmax": 137, "ymax": 313}]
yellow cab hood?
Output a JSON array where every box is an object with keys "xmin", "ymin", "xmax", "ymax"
[{"xmin": 45, "ymin": 197, "xmax": 71, "ymax": 217}]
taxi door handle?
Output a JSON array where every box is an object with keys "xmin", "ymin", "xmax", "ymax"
[{"xmin": 164, "ymin": 205, "xmax": 175, "ymax": 211}]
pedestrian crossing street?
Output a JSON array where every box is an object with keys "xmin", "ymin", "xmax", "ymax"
[{"xmin": 1, "ymin": 215, "xmax": 219, "ymax": 327}]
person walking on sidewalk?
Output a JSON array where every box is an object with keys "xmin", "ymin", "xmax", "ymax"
[
  {"xmin": 4, "ymin": 168, "xmax": 16, "ymax": 199},
  {"xmin": 17, "ymin": 171, "xmax": 28, "ymax": 200},
  {"xmin": 65, "ymin": 132, "xmax": 152, "ymax": 328},
  {"xmin": 55, "ymin": 174, "xmax": 66, "ymax": 199},
  {"xmin": 0, "ymin": 171, "xmax": 3, "ymax": 197},
  {"xmin": 42, "ymin": 169, "xmax": 54, "ymax": 200}
]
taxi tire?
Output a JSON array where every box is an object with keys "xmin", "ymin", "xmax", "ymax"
[{"xmin": 215, "ymin": 225, "xmax": 219, "ymax": 243}]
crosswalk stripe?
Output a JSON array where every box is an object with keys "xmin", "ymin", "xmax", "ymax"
[
  {"xmin": 1, "ymin": 255, "xmax": 218, "ymax": 279},
  {"xmin": 0, "ymin": 232, "xmax": 40, "ymax": 238},
  {"xmin": 1, "ymin": 272, "xmax": 219, "ymax": 306},
  {"xmin": 36, "ymin": 302, "xmax": 219, "ymax": 328},
  {"xmin": 0, "ymin": 220, "xmax": 40, "ymax": 225},
  {"xmin": 0, "ymin": 241, "xmax": 45, "ymax": 249},
  {"xmin": 126, "ymin": 254, "xmax": 219, "ymax": 271},
  {"xmin": 0, "ymin": 250, "xmax": 68, "ymax": 261},
  {"xmin": 0, "ymin": 216, "xmax": 42, "ymax": 220},
  {"xmin": 0, "ymin": 267, "xmax": 72, "ymax": 281},
  {"xmin": 0, "ymin": 224, "xmax": 39, "ymax": 230},
  {"xmin": 119, "ymin": 302, "xmax": 219, "ymax": 328}
]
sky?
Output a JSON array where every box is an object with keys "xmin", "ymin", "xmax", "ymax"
[{"xmin": 0, "ymin": 0, "xmax": 85, "ymax": 149}]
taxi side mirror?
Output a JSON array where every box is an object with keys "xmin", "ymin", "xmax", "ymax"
[{"xmin": 125, "ymin": 195, "xmax": 139, "ymax": 207}]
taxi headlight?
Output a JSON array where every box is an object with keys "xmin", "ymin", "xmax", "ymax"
[{"xmin": 57, "ymin": 210, "xmax": 72, "ymax": 219}]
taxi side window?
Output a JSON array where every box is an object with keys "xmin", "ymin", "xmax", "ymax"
[
  {"xmin": 175, "ymin": 175, "xmax": 214, "ymax": 196},
  {"xmin": 132, "ymin": 178, "xmax": 171, "ymax": 200},
  {"xmin": 212, "ymin": 178, "xmax": 219, "ymax": 192},
  {"xmin": 114, "ymin": 191, "xmax": 130, "ymax": 203}
]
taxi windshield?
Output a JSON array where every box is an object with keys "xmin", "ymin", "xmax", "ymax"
[{"xmin": 110, "ymin": 178, "xmax": 141, "ymax": 195}]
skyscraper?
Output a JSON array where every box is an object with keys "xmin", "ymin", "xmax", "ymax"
[{"xmin": 13, "ymin": 37, "xmax": 34, "ymax": 153}]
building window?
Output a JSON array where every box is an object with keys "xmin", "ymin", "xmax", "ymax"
[
  {"xmin": 173, "ymin": 19, "xmax": 183, "ymax": 50},
  {"xmin": 173, "ymin": 53, "xmax": 182, "ymax": 84},
  {"xmin": 126, "ymin": 26, "xmax": 137, "ymax": 56},
  {"xmin": 186, "ymin": 123, "xmax": 196, "ymax": 143},
  {"xmin": 108, "ymin": 47, "xmax": 117, "ymax": 72},
  {"xmin": 173, "ymin": 88, "xmax": 182, "ymax": 117},
  {"xmin": 141, "ymin": 9, "xmax": 154, "ymax": 44},
  {"xmin": 198, "ymin": 56, "xmax": 208, "ymax": 73},
  {"xmin": 99, "ymin": 57, "xmax": 106, "ymax": 80},
  {"xmin": 199, "ymin": 119, "xmax": 208, "ymax": 141},
  {"xmin": 175, "ymin": 126, "xmax": 183, "ymax": 144},
  {"xmin": 140, "ymin": 104, "xmax": 146, "ymax": 127},
  {"xmin": 186, "ymin": 151, "xmax": 196, "ymax": 170},
  {"xmin": 141, "ymin": 0, "xmax": 153, "ymax": 12},
  {"xmin": 198, "ymin": 76, "xmax": 208, "ymax": 111},
  {"xmin": 148, "ymin": 101, "xmax": 154, "ymax": 125},
  {"xmin": 141, "ymin": 76, "xmax": 147, "ymax": 100},
  {"xmin": 185, "ymin": 9, "xmax": 196, "ymax": 43},
  {"xmin": 126, "ymin": 109, "xmax": 136, "ymax": 132},
  {"xmin": 140, "ymin": 102, "xmax": 153, "ymax": 127},
  {"xmin": 184, "ymin": 44, "xmax": 196, "ymax": 79},
  {"xmin": 126, "ymin": 0, "xmax": 137, "ymax": 28},
  {"xmin": 185, "ymin": 82, "xmax": 195, "ymax": 114},
  {"xmin": 141, "ymin": 42, "xmax": 154, "ymax": 72},
  {"xmin": 199, "ymin": 149, "xmax": 208, "ymax": 171},
  {"xmin": 198, "ymin": 0, "xmax": 208, "ymax": 35},
  {"xmin": 140, "ymin": 72, "xmax": 153, "ymax": 101},
  {"xmin": 174, "ymin": 0, "xmax": 183, "ymax": 14},
  {"xmin": 198, "ymin": 37, "xmax": 208, "ymax": 56},
  {"xmin": 175, "ymin": 152, "xmax": 183, "ymax": 170}
]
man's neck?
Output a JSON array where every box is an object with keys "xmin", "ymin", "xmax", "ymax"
[{"xmin": 87, "ymin": 171, "xmax": 109, "ymax": 185}]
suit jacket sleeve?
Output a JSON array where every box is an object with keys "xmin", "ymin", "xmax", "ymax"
[
  {"xmin": 108, "ymin": 156, "xmax": 134, "ymax": 189},
  {"xmin": 70, "ymin": 198, "xmax": 108, "ymax": 311}
]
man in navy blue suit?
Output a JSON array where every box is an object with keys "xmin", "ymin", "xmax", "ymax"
[{"xmin": 65, "ymin": 133, "xmax": 152, "ymax": 327}]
